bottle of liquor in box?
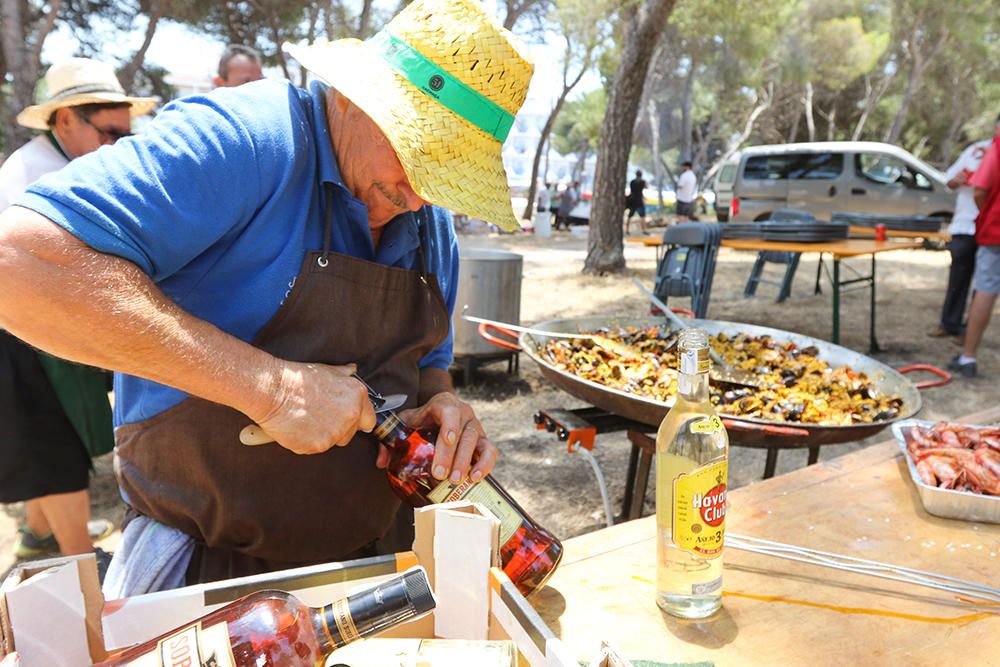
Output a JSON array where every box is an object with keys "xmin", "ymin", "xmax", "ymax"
[
  {"xmin": 95, "ymin": 567, "xmax": 435, "ymax": 666},
  {"xmin": 655, "ymin": 328, "xmax": 729, "ymax": 619},
  {"xmin": 373, "ymin": 409, "xmax": 563, "ymax": 596}
]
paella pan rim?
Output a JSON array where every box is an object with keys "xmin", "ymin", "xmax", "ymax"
[{"xmin": 519, "ymin": 315, "xmax": 922, "ymax": 437}]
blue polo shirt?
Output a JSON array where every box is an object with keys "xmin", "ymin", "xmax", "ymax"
[{"xmin": 17, "ymin": 79, "xmax": 459, "ymax": 426}]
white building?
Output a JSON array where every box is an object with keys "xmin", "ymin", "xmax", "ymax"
[{"xmin": 502, "ymin": 92, "xmax": 597, "ymax": 194}]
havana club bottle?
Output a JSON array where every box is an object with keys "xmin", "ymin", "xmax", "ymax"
[
  {"xmin": 94, "ymin": 567, "xmax": 435, "ymax": 666},
  {"xmin": 655, "ymin": 328, "xmax": 729, "ymax": 618},
  {"xmin": 373, "ymin": 410, "xmax": 563, "ymax": 596}
]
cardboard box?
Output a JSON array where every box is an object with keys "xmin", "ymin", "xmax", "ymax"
[{"xmin": 1, "ymin": 503, "xmax": 575, "ymax": 666}]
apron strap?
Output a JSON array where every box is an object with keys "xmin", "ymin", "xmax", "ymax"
[
  {"xmin": 319, "ymin": 185, "xmax": 334, "ymax": 267},
  {"xmin": 416, "ymin": 208, "xmax": 431, "ymax": 280}
]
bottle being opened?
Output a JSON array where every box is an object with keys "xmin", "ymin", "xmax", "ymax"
[
  {"xmin": 373, "ymin": 409, "xmax": 563, "ymax": 597},
  {"xmin": 655, "ymin": 328, "xmax": 729, "ymax": 618}
]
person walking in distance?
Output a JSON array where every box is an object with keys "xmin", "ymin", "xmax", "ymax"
[
  {"xmin": 535, "ymin": 180, "xmax": 552, "ymax": 238},
  {"xmin": 930, "ymin": 115, "xmax": 1000, "ymax": 341},
  {"xmin": 948, "ymin": 133, "xmax": 1000, "ymax": 378},
  {"xmin": 556, "ymin": 181, "xmax": 579, "ymax": 231},
  {"xmin": 675, "ymin": 161, "xmax": 697, "ymax": 222},
  {"xmin": 625, "ymin": 169, "xmax": 648, "ymax": 235},
  {"xmin": 0, "ymin": 58, "xmax": 156, "ymax": 571}
]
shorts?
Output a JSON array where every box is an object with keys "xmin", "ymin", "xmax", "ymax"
[
  {"xmin": 627, "ymin": 202, "xmax": 646, "ymax": 218},
  {"xmin": 676, "ymin": 200, "xmax": 694, "ymax": 217},
  {"xmin": 973, "ymin": 245, "xmax": 1000, "ymax": 294}
]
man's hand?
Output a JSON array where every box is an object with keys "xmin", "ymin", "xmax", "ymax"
[
  {"xmin": 386, "ymin": 392, "xmax": 498, "ymax": 484},
  {"xmin": 251, "ymin": 362, "xmax": 375, "ymax": 455}
]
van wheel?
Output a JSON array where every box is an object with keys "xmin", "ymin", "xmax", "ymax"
[{"xmin": 754, "ymin": 212, "xmax": 772, "ymax": 221}]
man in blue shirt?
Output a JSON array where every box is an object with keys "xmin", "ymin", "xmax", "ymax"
[{"xmin": 0, "ymin": 0, "xmax": 534, "ymax": 591}]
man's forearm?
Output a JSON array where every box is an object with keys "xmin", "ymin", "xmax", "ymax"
[
  {"xmin": 418, "ymin": 366, "xmax": 454, "ymax": 405},
  {"xmin": 0, "ymin": 207, "xmax": 281, "ymax": 422}
]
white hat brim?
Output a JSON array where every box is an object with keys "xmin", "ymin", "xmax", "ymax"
[{"xmin": 17, "ymin": 92, "xmax": 159, "ymax": 130}]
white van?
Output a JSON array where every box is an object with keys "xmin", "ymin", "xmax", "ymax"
[{"xmin": 718, "ymin": 141, "xmax": 954, "ymax": 222}]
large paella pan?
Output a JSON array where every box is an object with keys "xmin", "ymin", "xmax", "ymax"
[{"xmin": 481, "ymin": 315, "xmax": 948, "ymax": 448}]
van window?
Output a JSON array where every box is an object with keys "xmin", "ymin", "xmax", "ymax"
[
  {"xmin": 787, "ymin": 152, "xmax": 843, "ymax": 180},
  {"xmin": 743, "ymin": 155, "xmax": 792, "ymax": 180},
  {"xmin": 856, "ymin": 153, "xmax": 931, "ymax": 190},
  {"xmin": 718, "ymin": 164, "xmax": 737, "ymax": 185}
]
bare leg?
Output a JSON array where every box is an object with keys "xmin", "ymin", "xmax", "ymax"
[
  {"xmin": 25, "ymin": 498, "xmax": 51, "ymax": 536},
  {"xmin": 640, "ymin": 215, "xmax": 648, "ymax": 234},
  {"xmin": 35, "ymin": 490, "xmax": 94, "ymax": 555},
  {"xmin": 963, "ymin": 291, "xmax": 998, "ymax": 359}
]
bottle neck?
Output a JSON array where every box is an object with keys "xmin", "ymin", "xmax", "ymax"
[
  {"xmin": 677, "ymin": 370, "xmax": 710, "ymax": 402},
  {"xmin": 373, "ymin": 411, "xmax": 411, "ymax": 445}
]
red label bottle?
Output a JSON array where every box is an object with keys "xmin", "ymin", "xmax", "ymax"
[
  {"xmin": 95, "ymin": 567, "xmax": 435, "ymax": 666},
  {"xmin": 373, "ymin": 411, "xmax": 563, "ymax": 596}
]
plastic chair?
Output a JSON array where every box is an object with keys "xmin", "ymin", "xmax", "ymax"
[
  {"xmin": 742, "ymin": 209, "xmax": 814, "ymax": 302},
  {"xmin": 653, "ymin": 222, "xmax": 721, "ymax": 318}
]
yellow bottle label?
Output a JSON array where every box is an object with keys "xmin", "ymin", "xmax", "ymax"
[
  {"xmin": 671, "ymin": 460, "xmax": 727, "ymax": 559},
  {"xmin": 427, "ymin": 478, "xmax": 523, "ymax": 544},
  {"xmin": 120, "ymin": 621, "xmax": 234, "ymax": 666},
  {"xmin": 690, "ymin": 415, "xmax": 723, "ymax": 434}
]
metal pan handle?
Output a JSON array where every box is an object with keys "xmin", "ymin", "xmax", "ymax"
[
  {"xmin": 649, "ymin": 306, "xmax": 696, "ymax": 319},
  {"xmin": 897, "ymin": 364, "xmax": 952, "ymax": 389},
  {"xmin": 477, "ymin": 322, "xmax": 523, "ymax": 352},
  {"xmin": 721, "ymin": 418, "xmax": 810, "ymax": 437}
]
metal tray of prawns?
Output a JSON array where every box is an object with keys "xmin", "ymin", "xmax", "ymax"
[{"xmin": 892, "ymin": 419, "xmax": 1000, "ymax": 524}]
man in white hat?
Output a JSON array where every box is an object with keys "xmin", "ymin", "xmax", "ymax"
[
  {"xmin": 0, "ymin": 57, "xmax": 156, "ymax": 571},
  {"xmin": 0, "ymin": 0, "xmax": 532, "ymax": 594}
]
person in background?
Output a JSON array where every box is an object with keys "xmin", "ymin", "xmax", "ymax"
[
  {"xmin": 675, "ymin": 161, "xmax": 697, "ymax": 222},
  {"xmin": 556, "ymin": 181, "xmax": 579, "ymax": 231},
  {"xmin": 214, "ymin": 45, "xmax": 264, "ymax": 88},
  {"xmin": 535, "ymin": 180, "xmax": 552, "ymax": 237},
  {"xmin": 547, "ymin": 181, "xmax": 560, "ymax": 221},
  {"xmin": 930, "ymin": 116, "xmax": 1000, "ymax": 340},
  {"xmin": 625, "ymin": 169, "xmax": 648, "ymax": 236},
  {"xmin": 949, "ymin": 133, "xmax": 1000, "ymax": 378},
  {"xmin": 0, "ymin": 58, "xmax": 156, "ymax": 569}
]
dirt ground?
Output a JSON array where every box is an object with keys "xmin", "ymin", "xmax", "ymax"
[{"xmin": 3, "ymin": 223, "xmax": 997, "ymax": 580}]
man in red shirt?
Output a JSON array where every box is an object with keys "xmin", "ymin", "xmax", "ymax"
[{"xmin": 949, "ymin": 133, "xmax": 1000, "ymax": 377}]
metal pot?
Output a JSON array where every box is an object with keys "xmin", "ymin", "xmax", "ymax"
[
  {"xmin": 453, "ymin": 248, "xmax": 523, "ymax": 357},
  {"xmin": 480, "ymin": 315, "xmax": 950, "ymax": 448}
]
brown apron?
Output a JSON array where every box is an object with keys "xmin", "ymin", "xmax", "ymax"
[{"xmin": 115, "ymin": 189, "xmax": 449, "ymax": 583}]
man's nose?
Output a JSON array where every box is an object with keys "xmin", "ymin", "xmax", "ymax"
[{"xmin": 401, "ymin": 182, "xmax": 427, "ymax": 212}]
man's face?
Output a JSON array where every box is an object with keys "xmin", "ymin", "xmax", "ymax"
[
  {"xmin": 327, "ymin": 93, "xmax": 427, "ymax": 230},
  {"xmin": 217, "ymin": 55, "xmax": 264, "ymax": 87},
  {"xmin": 54, "ymin": 107, "xmax": 132, "ymax": 159}
]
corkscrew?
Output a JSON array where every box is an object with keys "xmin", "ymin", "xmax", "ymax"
[{"xmin": 238, "ymin": 373, "xmax": 407, "ymax": 446}]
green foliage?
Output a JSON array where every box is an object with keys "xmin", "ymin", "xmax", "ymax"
[{"xmin": 552, "ymin": 88, "xmax": 606, "ymax": 156}]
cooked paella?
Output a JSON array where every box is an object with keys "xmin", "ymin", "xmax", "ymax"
[{"xmin": 539, "ymin": 326, "xmax": 904, "ymax": 426}]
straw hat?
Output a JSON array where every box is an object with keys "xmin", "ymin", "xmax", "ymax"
[
  {"xmin": 285, "ymin": 0, "xmax": 533, "ymax": 231},
  {"xmin": 17, "ymin": 58, "xmax": 159, "ymax": 130}
]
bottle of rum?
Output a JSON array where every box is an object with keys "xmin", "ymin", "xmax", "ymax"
[
  {"xmin": 95, "ymin": 567, "xmax": 435, "ymax": 667},
  {"xmin": 655, "ymin": 328, "xmax": 729, "ymax": 618},
  {"xmin": 373, "ymin": 410, "xmax": 563, "ymax": 596}
]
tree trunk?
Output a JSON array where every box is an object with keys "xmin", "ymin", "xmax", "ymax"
[
  {"xmin": 356, "ymin": 0, "xmax": 374, "ymax": 37},
  {"xmin": 679, "ymin": 57, "xmax": 696, "ymax": 162},
  {"xmin": 573, "ymin": 143, "xmax": 589, "ymax": 182},
  {"xmin": 1, "ymin": 0, "xmax": 59, "ymax": 150},
  {"xmin": 119, "ymin": 1, "xmax": 166, "ymax": 94},
  {"xmin": 852, "ymin": 71, "xmax": 893, "ymax": 141},
  {"xmin": 583, "ymin": 0, "xmax": 678, "ymax": 275},
  {"xmin": 522, "ymin": 95, "xmax": 568, "ymax": 220},
  {"xmin": 521, "ymin": 33, "xmax": 592, "ymax": 219},
  {"xmin": 803, "ymin": 81, "xmax": 815, "ymax": 142},
  {"xmin": 885, "ymin": 30, "xmax": 948, "ymax": 145},
  {"xmin": 787, "ymin": 108, "xmax": 800, "ymax": 143},
  {"xmin": 701, "ymin": 83, "xmax": 773, "ymax": 183}
]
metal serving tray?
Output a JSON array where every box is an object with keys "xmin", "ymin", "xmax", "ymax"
[{"xmin": 892, "ymin": 418, "xmax": 1000, "ymax": 524}]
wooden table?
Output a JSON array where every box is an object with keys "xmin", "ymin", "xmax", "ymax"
[
  {"xmin": 532, "ymin": 405, "xmax": 1000, "ymax": 667},
  {"xmin": 627, "ymin": 235, "xmax": 922, "ymax": 351},
  {"xmin": 847, "ymin": 225, "xmax": 951, "ymax": 242}
]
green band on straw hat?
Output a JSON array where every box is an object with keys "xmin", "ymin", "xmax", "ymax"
[{"xmin": 374, "ymin": 30, "xmax": 515, "ymax": 143}]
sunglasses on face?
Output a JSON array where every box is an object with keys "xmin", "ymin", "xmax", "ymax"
[{"xmin": 77, "ymin": 113, "xmax": 133, "ymax": 143}]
